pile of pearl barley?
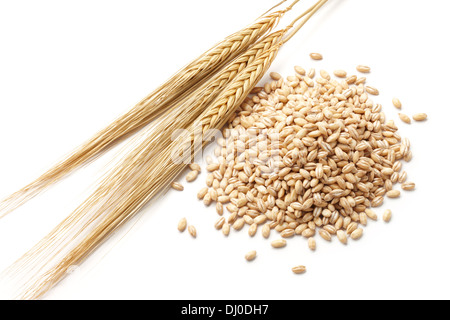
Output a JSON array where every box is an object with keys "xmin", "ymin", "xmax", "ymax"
[{"xmin": 195, "ymin": 64, "xmax": 416, "ymax": 250}]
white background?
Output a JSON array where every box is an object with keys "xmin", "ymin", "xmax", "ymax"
[{"xmin": 0, "ymin": 0, "xmax": 449, "ymax": 300}]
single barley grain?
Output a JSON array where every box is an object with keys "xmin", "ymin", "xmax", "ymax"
[
  {"xmin": 189, "ymin": 163, "xmax": 201, "ymax": 172},
  {"xmin": 248, "ymin": 223, "xmax": 257, "ymax": 237},
  {"xmin": 398, "ymin": 113, "xmax": 411, "ymax": 124},
  {"xmin": 270, "ymin": 72, "xmax": 281, "ymax": 81},
  {"xmin": 366, "ymin": 86, "xmax": 379, "ymax": 96},
  {"xmin": 178, "ymin": 218, "xmax": 187, "ymax": 232},
  {"xmin": 319, "ymin": 229, "xmax": 331, "ymax": 241},
  {"xmin": 310, "ymin": 53, "xmax": 323, "ymax": 60},
  {"xmin": 383, "ymin": 209, "xmax": 392, "ymax": 222},
  {"xmin": 294, "ymin": 65, "xmax": 306, "ymax": 76},
  {"xmin": 308, "ymin": 237, "xmax": 316, "ymax": 251},
  {"xmin": 356, "ymin": 65, "xmax": 370, "ymax": 73},
  {"xmin": 359, "ymin": 212, "xmax": 368, "ymax": 226},
  {"xmin": 392, "ymin": 98, "xmax": 402, "ymax": 109},
  {"xmin": 197, "ymin": 187, "xmax": 208, "ymax": 200},
  {"xmin": 222, "ymin": 222, "xmax": 230, "ymax": 236},
  {"xmin": 216, "ymin": 202, "xmax": 223, "ymax": 215},
  {"xmin": 386, "ymin": 190, "xmax": 401, "ymax": 198},
  {"xmin": 186, "ymin": 170, "xmax": 199, "ymax": 182},
  {"xmin": 245, "ymin": 250, "xmax": 257, "ymax": 261},
  {"xmin": 365, "ymin": 209, "xmax": 378, "ymax": 221},
  {"xmin": 333, "ymin": 70, "xmax": 347, "ymax": 78},
  {"xmin": 401, "ymin": 182, "xmax": 415, "ymax": 191},
  {"xmin": 292, "ymin": 265, "xmax": 307, "ymax": 274},
  {"xmin": 271, "ymin": 239, "xmax": 287, "ymax": 248},
  {"xmin": 346, "ymin": 222, "xmax": 358, "ymax": 235},
  {"xmin": 203, "ymin": 193, "xmax": 212, "ymax": 206},
  {"xmin": 320, "ymin": 70, "xmax": 330, "ymax": 80},
  {"xmin": 188, "ymin": 225, "xmax": 197, "ymax": 238},
  {"xmin": 337, "ymin": 230, "xmax": 347, "ymax": 244},
  {"xmin": 233, "ymin": 218, "xmax": 245, "ymax": 231},
  {"xmin": 215, "ymin": 217, "xmax": 225, "ymax": 230},
  {"xmin": 171, "ymin": 182, "xmax": 184, "ymax": 191},
  {"xmin": 412, "ymin": 113, "xmax": 427, "ymax": 121},
  {"xmin": 350, "ymin": 228, "xmax": 363, "ymax": 240},
  {"xmin": 281, "ymin": 229, "xmax": 295, "ymax": 238},
  {"xmin": 262, "ymin": 224, "xmax": 271, "ymax": 238}
]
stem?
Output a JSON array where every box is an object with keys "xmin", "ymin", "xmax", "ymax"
[{"xmin": 282, "ymin": 0, "xmax": 328, "ymax": 44}]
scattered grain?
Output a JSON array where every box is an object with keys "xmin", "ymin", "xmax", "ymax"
[
  {"xmin": 188, "ymin": 225, "xmax": 197, "ymax": 238},
  {"xmin": 270, "ymin": 72, "xmax": 281, "ymax": 81},
  {"xmin": 171, "ymin": 182, "xmax": 184, "ymax": 191},
  {"xmin": 366, "ymin": 86, "xmax": 379, "ymax": 96},
  {"xmin": 333, "ymin": 70, "xmax": 347, "ymax": 78},
  {"xmin": 401, "ymin": 182, "xmax": 415, "ymax": 191},
  {"xmin": 383, "ymin": 209, "xmax": 392, "ymax": 222},
  {"xmin": 178, "ymin": 218, "xmax": 187, "ymax": 232},
  {"xmin": 412, "ymin": 113, "xmax": 427, "ymax": 121},
  {"xmin": 386, "ymin": 190, "xmax": 401, "ymax": 198},
  {"xmin": 186, "ymin": 170, "xmax": 199, "ymax": 182},
  {"xmin": 292, "ymin": 265, "xmax": 307, "ymax": 274},
  {"xmin": 350, "ymin": 228, "xmax": 363, "ymax": 240},
  {"xmin": 310, "ymin": 53, "xmax": 323, "ymax": 60},
  {"xmin": 245, "ymin": 250, "xmax": 257, "ymax": 261},
  {"xmin": 308, "ymin": 237, "xmax": 316, "ymax": 251},
  {"xmin": 398, "ymin": 113, "xmax": 411, "ymax": 124},
  {"xmin": 271, "ymin": 239, "xmax": 287, "ymax": 248},
  {"xmin": 392, "ymin": 98, "xmax": 402, "ymax": 109},
  {"xmin": 356, "ymin": 65, "xmax": 370, "ymax": 73}
]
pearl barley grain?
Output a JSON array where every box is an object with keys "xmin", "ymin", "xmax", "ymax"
[
  {"xmin": 413, "ymin": 113, "xmax": 427, "ymax": 121},
  {"xmin": 383, "ymin": 209, "xmax": 392, "ymax": 222},
  {"xmin": 356, "ymin": 65, "xmax": 371, "ymax": 73},
  {"xmin": 178, "ymin": 218, "xmax": 187, "ymax": 232},
  {"xmin": 186, "ymin": 170, "xmax": 199, "ymax": 182},
  {"xmin": 171, "ymin": 182, "xmax": 184, "ymax": 191},
  {"xmin": 334, "ymin": 70, "xmax": 347, "ymax": 78},
  {"xmin": 398, "ymin": 113, "xmax": 411, "ymax": 124},
  {"xmin": 271, "ymin": 239, "xmax": 287, "ymax": 248},
  {"xmin": 188, "ymin": 225, "xmax": 197, "ymax": 238},
  {"xmin": 392, "ymin": 98, "xmax": 402, "ymax": 109},
  {"xmin": 308, "ymin": 237, "xmax": 316, "ymax": 251},
  {"xmin": 292, "ymin": 265, "xmax": 307, "ymax": 274},
  {"xmin": 245, "ymin": 250, "xmax": 257, "ymax": 261},
  {"xmin": 310, "ymin": 53, "xmax": 323, "ymax": 60}
]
